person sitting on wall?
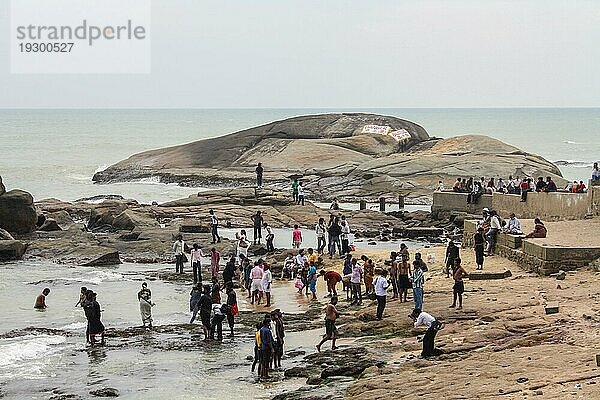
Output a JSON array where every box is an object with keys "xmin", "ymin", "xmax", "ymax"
[
  {"xmin": 452, "ymin": 177, "xmax": 462, "ymax": 193},
  {"xmin": 466, "ymin": 181, "xmax": 484, "ymax": 204},
  {"xmin": 578, "ymin": 181, "xmax": 587, "ymax": 193},
  {"xmin": 592, "ymin": 162, "xmax": 600, "ymax": 182},
  {"xmin": 503, "ymin": 213, "xmax": 522, "ymax": 235},
  {"xmin": 524, "ymin": 218, "xmax": 547, "ymax": 238},
  {"xmin": 543, "ymin": 177, "xmax": 557, "ymax": 193},
  {"xmin": 535, "ymin": 177, "xmax": 547, "ymax": 192}
]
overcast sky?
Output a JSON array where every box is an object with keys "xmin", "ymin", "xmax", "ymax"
[{"xmin": 1, "ymin": 0, "xmax": 599, "ymax": 108}]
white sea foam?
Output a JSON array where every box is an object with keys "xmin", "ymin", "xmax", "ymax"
[
  {"xmin": 59, "ymin": 322, "xmax": 87, "ymax": 331},
  {"xmin": 0, "ymin": 335, "xmax": 66, "ymax": 379},
  {"xmin": 137, "ymin": 176, "xmax": 162, "ymax": 184},
  {"xmin": 95, "ymin": 164, "xmax": 109, "ymax": 173}
]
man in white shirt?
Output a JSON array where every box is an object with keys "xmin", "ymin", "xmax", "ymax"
[
  {"xmin": 410, "ymin": 308, "xmax": 443, "ymax": 358},
  {"xmin": 504, "ymin": 213, "xmax": 522, "ymax": 235},
  {"xmin": 373, "ymin": 270, "xmax": 390, "ymax": 320},
  {"xmin": 261, "ymin": 264, "xmax": 273, "ymax": 307},
  {"xmin": 297, "ymin": 183, "xmax": 305, "ymax": 206},
  {"xmin": 485, "ymin": 211, "xmax": 502, "ymax": 256},
  {"xmin": 173, "ymin": 235, "xmax": 186, "ymax": 273}
]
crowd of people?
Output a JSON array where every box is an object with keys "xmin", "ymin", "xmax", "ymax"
[{"xmin": 442, "ymin": 173, "xmax": 591, "ymax": 204}]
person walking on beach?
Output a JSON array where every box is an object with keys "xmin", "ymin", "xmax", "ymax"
[
  {"xmin": 255, "ymin": 163, "xmax": 264, "ymax": 188},
  {"xmin": 34, "ymin": 288, "xmax": 51, "ymax": 309},
  {"xmin": 84, "ymin": 291, "xmax": 105, "ymax": 346},
  {"xmin": 292, "ymin": 224, "xmax": 303, "ymax": 249},
  {"xmin": 190, "ymin": 244, "xmax": 204, "ymax": 284},
  {"xmin": 262, "ymin": 264, "xmax": 273, "ymax": 307},
  {"xmin": 236, "ymin": 229, "xmax": 249, "ymax": 264},
  {"xmin": 316, "ymin": 296, "xmax": 346, "ymax": 352},
  {"xmin": 315, "ymin": 217, "xmax": 327, "ymax": 255},
  {"xmin": 251, "ymin": 261, "xmax": 264, "ymax": 305},
  {"xmin": 297, "ymin": 182, "xmax": 305, "ymax": 205},
  {"xmin": 320, "ymin": 269, "xmax": 342, "ymax": 297},
  {"xmin": 291, "ymin": 179, "xmax": 299, "ymax": 203},
  {"xmin": 259, "ymin": 315, "xmax": 274, "ymax": 379},
  {"xmin": 412, "ymin": 260, "xmax": 424, "ymax": 311},
  {"xmin": 350, "ymin": 258, "xmax": 363, "ymax": 306},
  {"xmin": 252, "ymin": 211, "xmax": 264, "ymax": 245},
  {"xmin": 225, "ymin": 282, "xmax": 238, "ymax": 336},
  {"xmin": 210, "ymin": 247, "xmax": 221, "ymax": 279},
  {"xmin": 409, "ymin": 308, "xmax": 444, "ymax": 358},
  {"xmin": 137, "ymin": 282, "xmax": 154, "ymax": 329},
  {"xmin": 209, "ymin": 209, "xmax": 221, "ymax": 244},
  {"xmin": 474, "ymin": 227, "xmax": 485, "ymax": 270},
  {"xmin": 173, "ymin": 235, "xmax": 186, "ymax": 274},
  {"xmin": 263, "ymin": 222, "xmax": 275, "ymax": 252},
  {"xmin": 374, "ymin": 269, "xmax": 390, "ymax": 320},
  {"xmin": 444, "ymin": 240, "xmax": 460, "ymax": 278},
  {"xmin": 450, "ymin": 258, "xmax": 468, "ymax": 310}
]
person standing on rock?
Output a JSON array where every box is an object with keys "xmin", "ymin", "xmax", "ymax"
[
  {"xmin": 412, "ymin": 260, "xmax": 424, "ymax": 310},
  {"xmin": 209, "ymin": 209, "xmax": 221, "ymax": 244},
  {"xmin": 474, "ymin": 227, "xmax": 486, "ymax": 270},
  {"xmin": 198, "ymin": 285, "xmax": 213, "ymax": 340},
  {"xmin": 255, "ymin": 163, "xmax": 264, "ymax": 188},
  {"xmin": 342, "ymin": 254, "xmax": 353, "ymax": 301},
  {"xmin": 350, "ymin": 258, "xmax": 363, "ymax": 306},
  {"xmin": 315, "ymin": 217, "xmax": 327, "ymax": 255},
  {"xmin": 250, "ymin": 261, "xmax": 264, "ymax": 305},
  {"xmin": 485, "ymin": 211, "xmax": 501, "ymax": 256},
  {"xmin": 389, "ymin": 252, "xmax": 399, "ymax": 299},
  {"xmin": 374, "ymin": 269, "xmax": 390, "ymax": 320},
  {"xmin": 409, "ymin": 308, "xmax": 444, "ymax": 358},
  {"xmin": 340, "ymin": 220, "xmax": 351, "ymax": 255},
  {"xmin": 190, "ymin": 244, "xmax": 204, "ymax": 284},
  {"xmin": 75, "ymin": 287, "xmax": 88, "ymax": 307},
  {"xmin": 292, "ymin": 224, "xmax": 303, "ymax": 249},
  {"xmin": 271, "ymin": 309, "xmax": 285, "ymax": 369},
  {"xmin": 210, "ymin": 299, "xmax": 226, "ymax": 341},
  {"xmin": 251, "ymin": 211, "xmax": 264, "ymax": 245},
  {"xmin": 291, "ymin": 179, "xmax": 299, "ymax": 203},
  {"xmin": 34, "ymin": 288, "xmax": 51, "ymax": 309},
  {"xmin": 450, "ymin": 258, "xmax": 468, "ymax": 310},
  {"xmin": 225, "ymin": 282, "xmax": 238, "ymax": 336},
  {"xmin": 189, "ymin": 284, "xmax": 202, "ymax": 323},
  {"xmin": 210, "ymin": 247, "xmax": 221, "ymax": 278},
  {"xmin": 316, "ymin": 296, "xmax": 346, "ymax": 352},
  {"xmin": 137, "ymin": 282, "xmax": 154, "ymax": 329},
  {"xmin": 263, "ymin": 222, "xmax": 275, "ymax": 253},
  {"xmin": 307, "ymin": 262, "xmax": 318, "ymax": 300},
  {"xmin": 398, "ymin": 252, "xmax": 412, "ymax": 303},
  {"xmin": 297, "ymin": 182, "xmax": 305, "ymax": 205},
  {"xmin": 327, "ymin": 217, "xmax": 342, "ymax": 258},
  {"xmin": 236, "ymin": 230, "xmax": 249, "ymax": 264},
  {"xmin": 173, "ymin": 235, "xmax": 186, "ymax": 274},
  {"xmin": 222, "ymin": 256, "xmax": 235, "ymax": 285},
  {"xmin": 259, "ymin": 315, "xmax": 274, "ymax": 378},
  {"xmin": 262, "ymin": 264, "xmax": 273, "ymax": 307},
  {"xmin": 444, "ymin": 240, "xmax": 460, "ymax": 278}
]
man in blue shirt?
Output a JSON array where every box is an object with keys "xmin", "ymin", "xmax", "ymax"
[{"xmin": 259, "ymin": 315, "xmax": 274, "ymax": 379}]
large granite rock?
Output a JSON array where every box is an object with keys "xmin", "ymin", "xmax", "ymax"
[
  {"xmin": 0, "ymin": 240, "xmax": 27, "ymax": 261},
  {"xmin": 93, "ymin": 114, "xmax": 564, "ymax": 202},
  {"xmin": 0, "ymin": 189, "xmax": 38, "ymax": 234}
]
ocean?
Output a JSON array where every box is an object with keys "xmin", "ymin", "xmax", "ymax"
[{"xmin": 1, "ymin": 108, "xmax": 598, "ymax": 203}]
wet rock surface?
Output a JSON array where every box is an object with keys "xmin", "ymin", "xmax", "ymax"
[{"xmin": 0, "ymin": 189, "xmax": 38, "ymax": 234}]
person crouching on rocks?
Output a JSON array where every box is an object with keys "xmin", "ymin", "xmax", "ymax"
[
  {"xmin": 409, "ymin": 308, "xmax": 444, "ymax": 358},
  {"xmin": 320, "ymin": 269, "xmax": 342, "ymax": 297}
]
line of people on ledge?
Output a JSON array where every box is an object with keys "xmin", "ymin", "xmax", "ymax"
[
  {"xmin": 439, "ymin": 174, "xmax": 592, "ymax": 205},
  {"xmin": 472, "ymin": 208, "xmax": 548, "ymax": 266}
]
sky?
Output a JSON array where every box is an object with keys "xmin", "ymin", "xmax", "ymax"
[{"xmin": 1, "ymin": 0, "xmax": 599, "ymax": 108}]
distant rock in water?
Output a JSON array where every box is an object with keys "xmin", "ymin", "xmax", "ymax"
[{"xmin": 93, "ymin": 113, "xmax": 564, "ymax": 201}]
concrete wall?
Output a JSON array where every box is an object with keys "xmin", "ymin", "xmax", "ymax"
[{"xmin": 432, "ymin": 190, "xmax": 592, "ymax": 221}]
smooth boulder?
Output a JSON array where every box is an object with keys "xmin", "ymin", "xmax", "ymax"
[
  {"xmin": 0, "ymin": 240, "xmax": 27, "ymax": 261},
  {"xmin": 0, "ymin": 189, "xmax": 38, "ymax": 234}
]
